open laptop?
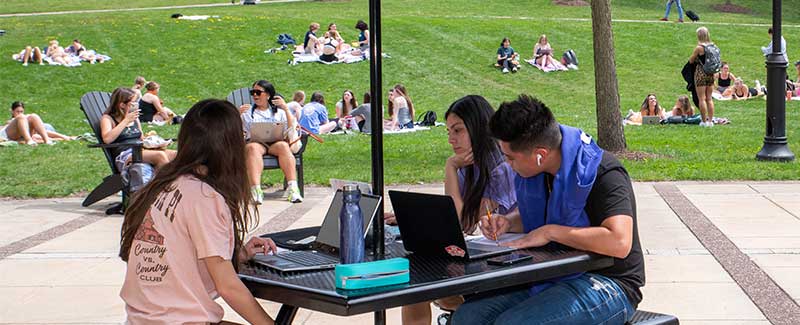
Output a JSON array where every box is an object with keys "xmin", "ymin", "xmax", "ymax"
[
  {"xmin": 642, "ymin": 116, "xmax": 660, "ymax": 125},
  {"xmin": 252, "ymin": 190, "xmax": 382, "ymax": 272},
  {"xmin": 250, "ymin": 122, "xmax": 285, "ymax": 143},
  {"xmin": 388, "ymin": 191, "xmax": 516, "ymax": 260}
]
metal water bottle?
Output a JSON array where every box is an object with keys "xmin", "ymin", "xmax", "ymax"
[{"xmin": 339, "ymin": 185, "xmax": 364, "ymax": 264}]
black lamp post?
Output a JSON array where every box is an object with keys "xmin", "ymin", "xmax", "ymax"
[{"xmin": 756, "ymin": 0, "xmax": 795, "ymax": 161}]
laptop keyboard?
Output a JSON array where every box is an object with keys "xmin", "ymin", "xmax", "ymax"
[{"xmin": 280, "ymin": 251, "xmax": 338, "ymax": 266}]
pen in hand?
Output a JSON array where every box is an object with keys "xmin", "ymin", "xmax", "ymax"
[{"xmin": 485, "ymin": 205, "xmax": 498, "ymax": 245}]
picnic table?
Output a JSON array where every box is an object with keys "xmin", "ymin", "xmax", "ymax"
[{"xmin": 239, "ymin": 241, "xmax": 613, "ymax": 324}]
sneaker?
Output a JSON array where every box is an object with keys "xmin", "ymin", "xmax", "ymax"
[
  {"xmin": 287, "ymin": 186, "xmax": 303, "ymax": 203},
  {"xmin": 659, "ymin": 18, "xmax": 668, "ymax": 21},
  {"xmin": 512, "ymin": 66, "xmax": 518, "ymax": 73},
  {"xmin": 502, "ymin": 68, "xmax": 509, "ymax": 74},
  {"xmin": 708, "ymin": 120, "xmax": 714, "ymax": 128},
  {"xmin": 45, "ymin": 140, "xmax": 55, "ymax": 145},
  {"xmin": 677, "ymin": 19, "xmax": 684, "ymax": 23},
  {"xmin": 26, "ymin": 140, "xmax": 37, "ymax": 146},
  {"xmin": 22, "ymin": 62, "xmax": 28, "ymax": 66},
  {"xmin": 251, "ymin": 186, "xmax": 263, "ymax": 205}
]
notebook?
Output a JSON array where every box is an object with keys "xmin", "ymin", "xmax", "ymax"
[
  {"xmin": 642, "ymin": 116, "xmax": 660, "ymax": 125},
  {"xmin": 388, "ymin": 191, "xmax": 516, "ymax": 260},
  {"xmin": 250, "ymin": 122, "xmax": 285, "ymax": 143},
  {"xmin": 252, "ymin": 190, "xmax": 382, "ymax": 272}
]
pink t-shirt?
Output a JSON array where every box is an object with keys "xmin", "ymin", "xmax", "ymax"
[{"xmin": 120, "ymin": 175, "xmax": 235, "ymax": 325}]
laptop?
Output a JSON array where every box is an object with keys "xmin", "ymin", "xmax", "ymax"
[
  {"xmin": 642, "ymin": 116, "xmax": 660, "ymax": 125},
  {"xmin": 388, "ymin": 191, "xmax": 516, "ymax": 260},
  {"xmin": 250, "ymin": 122, "xmax": 285, "ymax": 143},
  {"xmin": 252, "ymin": 190, "xmax": 382, "ymax": 272}
]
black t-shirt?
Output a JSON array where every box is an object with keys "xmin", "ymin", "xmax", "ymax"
[{"xmin": 582, "ymin": 153, "xmax": 645, "ymax": 308}]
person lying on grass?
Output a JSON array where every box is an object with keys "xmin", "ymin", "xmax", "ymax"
[{"xmin": 1, "ymin": 101, "xmax": 75, "ymax": 145}]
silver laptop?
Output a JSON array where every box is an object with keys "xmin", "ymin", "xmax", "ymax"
[
  {"xmin": 642, "ymin": 116, "xmax": 660, "ymax": 125},
  {"xmin": 250, "ymin": 122, "xmax": 285, "ymax": 143},
  {"xmin": 252, "ymin": 190, "xmax": 382, "ymax": 272}
]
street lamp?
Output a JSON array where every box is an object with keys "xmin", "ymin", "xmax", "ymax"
[{"xmin": 756, "ymin": 0, "xmax": 795, "ymax": 161}]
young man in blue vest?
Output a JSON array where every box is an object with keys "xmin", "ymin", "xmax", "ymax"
[{"xmin": 452, "ymin": 94, "xmax": 644, "ymax": 324}]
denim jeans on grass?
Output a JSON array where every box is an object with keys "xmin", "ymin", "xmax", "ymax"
[
  {"xmin": 451, "ymin": 273, "xmax": 635, "ymax": 325},
  {"xmin": 663, "ymin": 0, "xmax": 684, "ymax": 20}
]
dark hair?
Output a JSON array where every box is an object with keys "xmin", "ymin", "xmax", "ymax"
[
  {"xmin": 768, "ymin": 27, "xmax": 773, "ymax": 34},
  {"xmin": 363, "ymin": 92, "xmax": 371, "ymax": 104},
  {"xmin": 446, "ymin": 95, "xmax": 502, "ymax": 233},
  {"xmin": 640, "ymin": 93, "xmax": 663, "ymax": 116},
  {"xmin": 252, "ymin": 80, "xmax": 277, "ymax": 113},
  {"xmin": 489, "ymin": 94, "xmax": 561, "ymax": 152},
  {"xmin": 105, "ymin": 87, "xmax": 137, "ymax": 123},
  {"xmin": 341, "ymin": 90, "xmax": 358, "ymax": 116},
  {"xmin": 795, "ymin": 60, "xmax": 800, "ymax": 67},
  {"xmin": 355, "ymin": 20, "xmax": 368, "ymax": 31},
  {"xmin": 388, "ymin": 84, "xmax": 414, "ymax": 119},
  {"xmin": 72, "ymin": 39, "xmax": 81, "ymax": 43},
  {"xmin": 310, "ymin": 91, "xmax": 325, "ymax": 105},
  {"xmin": 500, "ymin": 37, "xmax": 510, "ymax": 47},
  {"xmin": 119, "ymin": 99, "xmax": 256, "ymax": 270},
  {"xmin": 11, "ymin": 101, "xmax": 23, "ymax": 110}
]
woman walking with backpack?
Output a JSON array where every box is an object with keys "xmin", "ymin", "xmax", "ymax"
[{"xmin": 689, "ymin": 27, "xmax": 718, "ymax": 127}]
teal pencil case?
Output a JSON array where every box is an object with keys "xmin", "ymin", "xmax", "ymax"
[{"xmin": 334, "ymin": 257, "xmax": 410, "ymax": 290}]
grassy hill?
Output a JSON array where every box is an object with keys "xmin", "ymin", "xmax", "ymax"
[{"xmin": 0, "ymin": 0, "xmax": 798, "ymax": 197}]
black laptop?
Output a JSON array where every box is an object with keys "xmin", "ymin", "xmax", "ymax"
[
  {"xmin": 388, "ymin": 190, "xmax": 516, "ymax": 260},
  {"xmin": 252, "ymin": 190, "xmax": 382, "ymax": 272}
]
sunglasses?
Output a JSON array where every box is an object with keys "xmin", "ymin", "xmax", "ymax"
[{"xmin": 250, "ymin": 89, "xmax": 266, "ymax": 96}]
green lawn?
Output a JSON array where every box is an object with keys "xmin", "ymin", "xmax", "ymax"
[{"xmin": 1, "ymin": 0, "xmax": 799, "ymax": 198}]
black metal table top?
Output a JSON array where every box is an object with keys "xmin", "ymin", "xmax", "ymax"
[{"xmin": 240, "ymin": 243, "xmax": 613, "ymax": 316}]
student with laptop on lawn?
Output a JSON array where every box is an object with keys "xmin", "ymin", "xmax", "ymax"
[
  {"xmin": 120, "ymin": 99, "xmax": 278, "ymax": 325},
  {"xmin": 452, "ymin": 94, "xmax": 644, "ymax": 324},
  {"xmin": 386, "ymin": 95, "xmax": 517, "ymax": 325},
  {"xmin": 239, "ymin": 80, "xmax": 303, "ymax": 204}
]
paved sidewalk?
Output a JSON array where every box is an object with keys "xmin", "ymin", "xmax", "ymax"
[{"xmin": 1, "ymin": 182, "xmax": 799, "ymax": 324}]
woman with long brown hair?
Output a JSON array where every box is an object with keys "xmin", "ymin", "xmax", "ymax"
[
  {"xmin": 119, "ymin": 99, "xmax": 277, "ymax": 325},
  {"xmin": 386, "ymin": 84, "xmax": 415, "ymax": 130}
]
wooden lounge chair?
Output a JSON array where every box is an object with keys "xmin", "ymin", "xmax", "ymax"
[
  {"xmin": 79, "ymin": 91, "xmax": 143, "ymax": 215},
  {"xmin": 226, "ymin": 87, "xmax": 308, "ymax": 196}
]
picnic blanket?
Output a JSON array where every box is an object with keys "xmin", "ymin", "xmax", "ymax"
[
  {"xmin": 328, "ymin": 126, "xmax": 431, "ymax": 135},
  {"xmin": 13, "ymin": 50, "xmax": 111, "ymax": 67},
  {"xmin": 526, "ymin": 58, "xmax": 568, "ymax": 72}
]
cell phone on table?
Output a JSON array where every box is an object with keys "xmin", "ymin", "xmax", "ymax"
[{"xmin": 487, "ymin": 253, "xmax": 532, "ymax": 266}]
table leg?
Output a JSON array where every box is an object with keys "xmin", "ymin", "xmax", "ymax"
[
  {"xmin": 374, "ymin": 310, "xmax": 385, "ymax": 325},
  {"xmin": 275, "ymin": 305, "xmax": 299, "ymax": 325}
]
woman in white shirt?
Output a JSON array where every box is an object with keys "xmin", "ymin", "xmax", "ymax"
[{"xmin": 239, "ymin": 80, "xmax": 303, "ymax": 204}]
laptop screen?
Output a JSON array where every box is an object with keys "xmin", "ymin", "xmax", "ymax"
[{"xmin": 315, "ymin": 190, "xmax": 381, "ymax": 249}]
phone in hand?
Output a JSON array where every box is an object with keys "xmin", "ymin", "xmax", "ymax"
[{"xmin": 486, "ymin": 253, "xmax": 532, "ymax": 266}]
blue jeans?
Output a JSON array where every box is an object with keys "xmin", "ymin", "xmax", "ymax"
[
  {"xmin": 663, "ymin": 0, "xmax": 684, "ymax": 20},
  {"xmin": 451, "ymin": 273, "xmax": 635, "ymax": 325}
]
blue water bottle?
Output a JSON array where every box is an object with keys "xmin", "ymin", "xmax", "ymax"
[{"xmin": 340, "ymin": 185, "xmax": 365, "ymax": 264}]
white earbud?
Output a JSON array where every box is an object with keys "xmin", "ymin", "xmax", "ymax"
[{"xmin": 536, "ymin": 154, "xmax": 543, "ymax": 166}]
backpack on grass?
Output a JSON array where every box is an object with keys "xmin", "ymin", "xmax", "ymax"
[
  {"xmin": 686, "ymin": 10, "xmax": 700, "ymax": 22},
  {"xmin": 277, "ymin": 33, "xmax": 296, "ymax": 45},
  {"xmin": 417, "ymin": 110, "xmax": 437, "ymax": 126},
  {"xmin": 702, "ymin": 44, "xmax": 721, "ymax": 74}
]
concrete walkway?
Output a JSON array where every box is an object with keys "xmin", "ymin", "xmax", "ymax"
[{"xmin": 1, "ymin": 181, "xmax": 799, "ymax": 324}]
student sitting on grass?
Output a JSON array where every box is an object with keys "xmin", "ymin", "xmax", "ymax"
[
  {"xmin": 722, "ymin": 78, "xmax": 765, "ymax": 100},
  {"xmin": 131, "ymin": 76, "xmax": 146, "ymax": 99},
  {"xmin": 1, "ymin": 101, "xmax": 75, "ymax": 145},
  {"xmin": 392, "ymin": 95, "xmax": 518, "ymax": 325},
  {"xmin": 350, "ymin": 92, "xmax": 378, "ymax": 134},
  {"xmin": 453, "ymin": 94, "xmax": 643, "ymax": 324},
  {"xmin": 65, "ymin": 39, "xmax": 104, "ymax": 64},
  {"xmin": 45, "ymin": 40, "xmax": 70, "ymax": 65},
  {"xmin": 286, "ymin": 90, "xmax": 305, "ymax": 121},
  {"xmin": 335, "ymin": 90, "xmax": 359, "ymax": 130},
  {"xmin": 139, "ymin": 81, "xmax": 179, "ymax": 124},
  {"xmin": 239, "ymin": 80, "xmax": 303, "ymax": 204},
  {"xmin": 304, "ymin": 22, "xmax": 322, "ymax": 55},
  {"xmin": 640, "ymin": 93, "xmax": 666, "ymax": 120},
  {"xmin": 101, "ymin": 88, "xmax": 176, "ymax": 169},
  {"xmin": 355, "ymin": 20, "xmax": 370, "ymax": 51},
  {"xmin": 670, "ymin": 95, "xmax": 695, "ymax": 117},
  {"xmin": 119, "ymin": 99, "xmax": 278, "ymax": 325},
  {"xmin": 714, "ymin": 62, "xmax": 736, "ymax": 95},
  {"xmin": 532, "ymin": 34, "xmax": 566, "ymax": 71},
  {"xmin": 299, "ymin": 91, "xmax": 337, "ymax": 134},
  {"xmin": 319, "ymin": 32, "xmax": 340, "ymax": 63},
  {"xmin": 497, "ymin": 37, "xmax": 519, "ymax": 74},
  {"xmin": 385, "ymin": 84, "xmax": 415, "ymax": 130}
]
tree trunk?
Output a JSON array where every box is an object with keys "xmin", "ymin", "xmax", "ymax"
[{"xmin": 590, "ymin": 0, "xmax": 626, "ymax": 151}]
